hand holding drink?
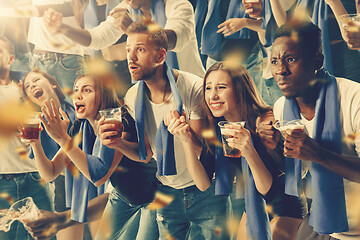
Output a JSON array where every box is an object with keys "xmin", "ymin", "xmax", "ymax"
[
  {"xmin": 99, "ymin": 107, "xmax": 123, "ymax": 139},
  {"xmin": 21, "ymin": 112, "xmax": 42, "ymax": 142},
  {"xmin": 218, "ymin": 121, "xmax": 246, "ymax": 158}
]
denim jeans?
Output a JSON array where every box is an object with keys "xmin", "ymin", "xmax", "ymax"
[
  {"xmin": 31, "ymin": 54, "xmax": 84, "ymax": 89},
  {"xmin": 94, "ymin": 189, "xmax": 158, "ymax": 240},
  {"xmin": 156, "ymin": 182, "xmax": 228, "ymax": 240},
  {"xmin": 0, "ymin": 172, "xmax": 54, "ymax": 240}
]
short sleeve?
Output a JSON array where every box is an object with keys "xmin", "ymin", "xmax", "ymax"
[{"xmin": 164, "ymin": 0, "xmax": 196, "ymax": 52}]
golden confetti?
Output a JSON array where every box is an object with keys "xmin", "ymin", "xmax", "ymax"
[
  {"xmin": 202, "ymin": 129, "xmax": 221, "ymax": 147},
  {"xmin": 49, "ymin": 41, "xmax": 75, "ymax": 51},
  {"xmin": 214, "ymin": 226, "xmax": 222, "ymax": 237},
  {"xmin": 63, "ymin": 131, "xmax": 82, "ymax": 153},
  {"xmin": 226, "ymin": 216, "xmax": 240, "ymax": 237},
  {"xmin": 114, "ymin": 166, "xmax": 128, "ymax": 173},
  {"xmin": 42, "ymin": 223, "xmax": 58, "ymax": 237},
  {"xmin": 147, "ymin": 191, "xmax": 174, "ymax": 210},
  {"xmin": 265, "ymin": 204, "xmax": 278, "ymax": 219},
  {"xmin": 308, "ymin": 78, "xmax": 329, "ymax": 87},
  {"xmin": 13, "ymin": 7, "xmax": 38, "ymax": 17},
  {"xmin": 147, "ymin": 22, "xmax": 161, "ymax": 34},
  {"xmin": 0, "ymin": 192, "xmax": 14, "ymax": 204},
  {"xmin": 62, "ymin": 86, "xmax": 73, "ymax": 96},
  {"xmin": 164, "ymin": 232, "xmax": 175, "ymax": 240},
  {"xmin": 66, "ymin": 161, "xmax": 80, "ymax": 178},
  {"xmin": 343, "ymin": 132, "xmax": 360, "ymax": 144},
  {"xmin": 15, "ymin": 145, "xmax": 29, "ymax": 160}
]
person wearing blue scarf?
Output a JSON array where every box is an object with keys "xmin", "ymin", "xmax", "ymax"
[
  {"xmin": 24, "ymin": 73, "xmax": 138, "ymax": 239},
  {"xmin": 267, "ymin": 21, "xmax": 360, "ymax": 239},
  {"xmin": 123, "ymin": 21, "xmax": 228, "ymax": 239},
  {"xmin": 166, "ymin": 61, "xmax": 304, "ymax": 239},
  {"xmin": 22, "ymin": 70, "xmax": 78, "ymax": 240}
]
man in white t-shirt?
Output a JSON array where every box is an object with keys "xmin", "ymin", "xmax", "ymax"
[
  {"xmin": 0, "ymin": 36, "xmax": 54, "ymax": 240},
  {"xmin": 259, "ymin": 21, "xmax": 360, "ymax": 239},
  {"xmin": 101, "ymin": 21, "xmax": 226, "ymax": 239},
  {"xmin": 41, "ymin": 0, "xmax": 205, "ymax": 78}
]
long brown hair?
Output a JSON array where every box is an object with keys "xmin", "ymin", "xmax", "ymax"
[
  {"xmin": 22, "ymin": 69, "xmax": 66, "ymax": 102},
  {"xmin": 74, "ymin": 73, "xmax": 120, "ymax": 117},
  {"xmin": 203, "ymin": 61, "xmax": 271, "ymax": 146}
]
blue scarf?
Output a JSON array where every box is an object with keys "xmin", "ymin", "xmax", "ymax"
[
  {"xmin": 214, "ymin": 120, "xmax": 272, "ymax": 240},
  {"xmin": 66, "ymin": 119, "xmax": 110, "ymax": 222},
  {"xmin": 283, "ymin": 69, "xmax": 348, "ymax": 234},
  {"xmin": 261, "ymin": 0, "xmax": 279, "ymax": 47},
  {"xmin": 135, "ymin": 63, "xmax": 182, "ymax": 176},
  {"xmin": 127, "ymin": 0, "xmax": 179, "ymax": 69},
  {"xmin": 201, "ymin": 0, "xmax": 250, "ymax": 56},
  {"xmin": 194, "ymin": 0, "xmax": 208, "ymax": 67},
  {"xmin": 298, "ymin": 0, "xmax": 333, "ymax": 73},
  {"xmin": 29, "ymin": 100, "xmax": 75, "ymax": 160}
]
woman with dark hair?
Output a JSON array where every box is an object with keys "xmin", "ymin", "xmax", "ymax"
[
  {"xmin": 166, "ymin": 61, "xmax": 303, "ymax": 240},
  {"xmin": 22, "ymin": 72, "xmax": 125, "ymax": 239}
]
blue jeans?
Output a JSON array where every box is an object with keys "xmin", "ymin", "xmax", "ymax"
[
  {"xmin": 31, "ymin": 53, "xmax": 84, "ymax": 89},
  {"xmin": 156, "ymin": 182, "xmax": 228, "ymax": 240},
  {"xmin": 0, "ymin": 172, "xmax": 54, "ymax": 240},
  {"xmin": 95, "ymin": 189, "xmax": 158, "ymax": 240}
]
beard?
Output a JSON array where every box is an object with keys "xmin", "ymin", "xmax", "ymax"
[{"xmin": 130, "ymin": 66, "xmax": 156, "ymax": 81}]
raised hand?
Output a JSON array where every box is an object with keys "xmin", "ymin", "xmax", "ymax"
[
  {"xmin": 40, "ymin": 99, "xmax": 70, "ymax": 146},
  {"xmin": 43, "ymin": 8, "xmax": 63, "ymax": 33},
  {"xmin": 217, "ymin": 18, "xmax": 247, "ymax": 37},
  {"xmin": 256, "ymin": 113, "xmax": 280, "ymax": 150},
  {"xmin": 110, "ymin": 8, "xmax": 134, "ymax": 32},
  {"xmin": 243, "ymin": 0, "xmax": 263, "ymax": 19}
]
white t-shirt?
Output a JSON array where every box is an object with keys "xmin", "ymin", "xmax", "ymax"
[
  {"xmin": 124, "ymin": 71, "xmax": 203, "ymax": 189},
  {"xmin": 0, "ymin": 82, "xmax": 37, "ymax": 173},
  {"xmin": 87, "ymin": 0, "xmax": 205, "ymax": 78},
  {"xmin": 273, "ymin": 77, "xmax": 360, "ymax": 239},
  {"xmin": 28, "ymin": 0, "xmax": 85, "ymax": 56}
]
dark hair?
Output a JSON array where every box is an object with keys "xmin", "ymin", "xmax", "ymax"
[
  {"xmin": 127, "ymin": 21, "xmax": 168, "ymax": 51},
  {"xmin": 22, "ymin": 69, "xmax": 66, "ymax": 102},
  {"xmin": 74, "ymin": 73, "xmax": 120, "ymax": 115},
  {"xmin": 203, "ymin": 61, "xmax": 271, "ymax": 147},
  {"xmin": 0, "ymin": 36, "xmax": 15, "ymax": 56},
  {"xmin": 274, "ymin": 21, "xmax": 322, "ymax": 61}
]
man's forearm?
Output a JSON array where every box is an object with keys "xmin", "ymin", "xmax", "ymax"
[
  {"xmin": 58, "ymin": 23, "xmax": 92, "ymax": 47},
  {"xmin": 315, "ymin": 147, "xmax": 360, "ymax": 183}
]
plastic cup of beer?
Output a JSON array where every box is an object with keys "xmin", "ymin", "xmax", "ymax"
[
  {"xmin": 99, "ymin": 107, "xmax": 123, "ymax": 137},
  {"xmin": 338, "ymin": 13, "xmax": 360, "ymax": 32},
  {"xmin": 218, "ymin": 121, "xmax": 245, "ymax": 158},
  {"xmin": 243, "ymin": 0, "xmax": 261, "ymax": 3},
  {"xmin": 22, "ymin": 113, "xmax": 42, "ymax": 140},
  {"xmin": 10, "ymin": 197, "xmax": 40, "ymax": 221},
  {"xmin": 272, "ymin": 119, "xmax": 304, "ymax": 135}
]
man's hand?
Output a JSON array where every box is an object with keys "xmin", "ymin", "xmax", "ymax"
[
  {"xmin": 23, "ymin": 210, "xmax": 72, "ymax": 240},
  {"xmin": 345, "ymin": 21, "xmax": 360, "ymax": 50},
  {"xmin": 256, "ymin": 112, "xmax": 280, "ymax": 150},
  {"xmin": 243, "ymin": 0, "xmax": 263, "ymax": 19},
  {"xmin": 283, "ymin": 129, "xmax": 320, "ymax": 162},
  {"xmin": 43, "ymin": 8, "xmax": 63, "ymax": 33},
  {"xmin": 110, "ymin": 8, "xmax": 134, "ymax": 32}
]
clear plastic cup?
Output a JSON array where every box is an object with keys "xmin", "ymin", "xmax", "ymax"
[
  {"xmin": 0, "ymin": 197, "xmax": 40, "ymax": 232},
  {"xmin": 338, "ymin": 13, "xmax": 360, "ymax": 31},
  {"xmin": 99, "ymin": 107, "xmax": 123, "ymax": 137},
  {"xmin": 272, "ymin": 119, "xmax": 305, "ymax": 134},
  {"xmin": 22, "ymin": 113, "xmax": 42, "ymax": 140},
  {"xmin": 218, "ymin": 121, "xmax": 245, "ymax": 158}
]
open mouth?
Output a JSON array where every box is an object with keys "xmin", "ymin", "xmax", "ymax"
[
  {"xmin": 75, "ymin": 103, "xmax": 85, "ymax": 113},
  {"xmin": 129, "ymin": 64, "xmax": 139, "ymax": 72},
  {"xmin": 210, "ymin": 102, "xmax": 223, "ymax": 110},
  {"xmin": 33, "ymin": 89, "xmax": 44, "ymax": 99}
]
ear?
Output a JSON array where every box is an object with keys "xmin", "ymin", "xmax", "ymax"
[
  {"xmin": 8, "ymin": 55, "xmax": 15, "ymax": 65},
  {"xmin": 314, "ymin": 53, "xmax": 324, "ymax": 71},
  {"xmin": 155, "ymin": 48, "xmax": 167, "ymax": 66}
]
